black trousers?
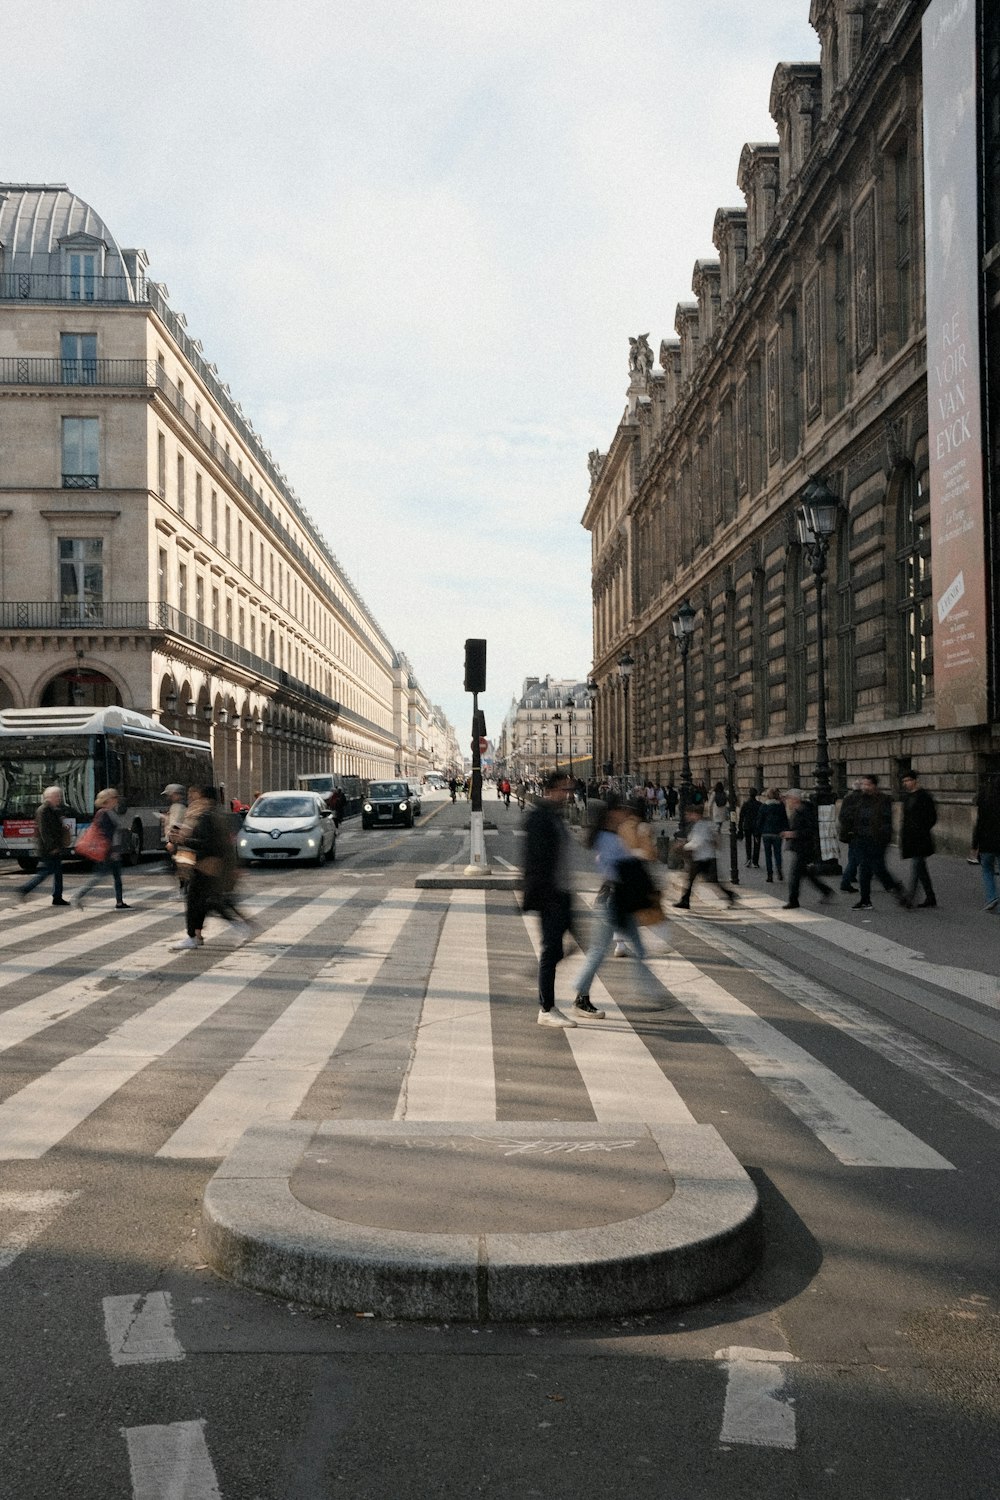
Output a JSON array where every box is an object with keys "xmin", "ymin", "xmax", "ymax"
[{"xmin": 537, "ymin": 893, "xmax": 573, "ymax": 1010}]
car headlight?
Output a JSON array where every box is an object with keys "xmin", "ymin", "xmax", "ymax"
[
  {"xmin": 307, "ymin": 837, "xmax": 316, "ymax": 847},
  {"xmin": 399, "ymin": 801, "xmax": 408, "ymax": 811},
  {"xmin": 363, "ymin": 802, "xmax": 373, "ymax": 813},
  {"xmin": 238, "ymin": 837, "xmax": 248, "ymax": 848}
]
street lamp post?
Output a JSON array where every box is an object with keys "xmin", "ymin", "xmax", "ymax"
[
  {"xmin": 564, "ymin": 694, "xmax": 575, "ymax": 781},
  {"xmin": 672, "ymin": 600, "xmax": 697, "ymax": 834},
  {"xmin": 617, "ymin": 651, "xmax": 634, "ymax": 782},
  {"xmin": 586, "ymin": 678, "xmax": 598, "ymax": 783},
  {"xmin": 797, "ymin": 477, "xmax": 840, "ymax": 806}
]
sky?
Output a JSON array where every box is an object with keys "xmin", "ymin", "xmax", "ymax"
[{"xmin": 7, "ymin": 0, "xmax": 819, "ymax": 744}]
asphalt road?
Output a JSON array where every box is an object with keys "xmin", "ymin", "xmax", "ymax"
[{"xmin": 0, "ymin": 790, "xmax": 998, "ymax": 1498}]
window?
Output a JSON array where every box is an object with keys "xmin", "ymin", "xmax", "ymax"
[
  {"xmin": 195, "ymin": 473, "xmax": 203, "ymax": 533},
  {"xmin": 178, "ymin": 563, "xmax": 188, "ymax": 617},
  {"xmin": 894, "ymin": 147, "xmax": 912, "ymax": 345},
  {"xmin": 238, "ymin": 607, "xmax": 245, "ymax": 646},
  {"xmin": 211, "ymin": 491, "xmax": 218, "ymax": 544},
  {"xmin": 62, "ymin": 417, "xmax": 99, "ymax": 488},
  {"xmin": 176, "ymin": 454, "xmax": 185, "ymax": 517},
  {"xmin": 226, "ymin": 599, "xmax": 233, "ymax": 640},
  {"xmin": 157, "ymin": 433, "xmax": 166, "ymax": 499},
  {"xmin": 225, "ymin": 507, "xmax": 231, "ymax": 555},
  {"xmin": 896, "ymin": 470, "xmax": 932, "ymax": 713},
  {"xmin": 195, "ymin": 574, "xmax": 204, "ymax": 623},
  {"xmin": 66, "ymin": 251, "xmax": 97, "ymax": 301},
  {"xmin": 60, "ymin": 333, "xmax": 97, "ymax": 384},
  {"xmin": 237, "ymin": 519, "xmax": 243, "ymax": 572},
  {"xmin": 211, "ymin": 588, "xmax": 220, "ymax": 634},
  {"xmin": 157, "ymin": 548, "xmax": 168, "ymax": 603},
  {"xmin": 59, "ymin": 538, "xmax": 103, "ymax": 621}
]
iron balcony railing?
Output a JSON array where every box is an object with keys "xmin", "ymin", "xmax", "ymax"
[
  {"xmin": 0, "ymin": 599, "xmax": 346, "ymax": 721},
  {"xmin": 0, "ymin": 272, "xmax": 149, "ymax": 304},
  {"xmin": 0, "ymin": 357, "xmax": 156, "ymax": 387}
]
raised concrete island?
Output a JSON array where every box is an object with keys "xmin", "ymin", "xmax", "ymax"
[{"xmin": 201, "ymin": 1119, "xmax": 762, "ymax": 1322}]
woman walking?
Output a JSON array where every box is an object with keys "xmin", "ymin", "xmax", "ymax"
[
  {"xmin": 71, "ymin": 788, "xmax": 129, "ymax": 909},
  {"xmin": 573, "ymin": 797, "xmax": 667, "ymax": 1017},
  {"xmin": 756, "ymin": 788, "xmax": 789, "ymax": 883}
]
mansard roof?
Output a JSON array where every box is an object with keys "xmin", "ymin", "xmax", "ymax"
[{"xmin": 0, "ymin": 183, "xmax": 142, "ymax": 295}]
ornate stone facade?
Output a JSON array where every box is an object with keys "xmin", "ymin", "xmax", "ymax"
[{"xmin": 583, "ymin": 0, "xmax": 997, "ymax": 851}]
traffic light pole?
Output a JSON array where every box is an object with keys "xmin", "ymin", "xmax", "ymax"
[{"xmin": 465, "ymin": 692, "xmax": 490, "ymax": 874}]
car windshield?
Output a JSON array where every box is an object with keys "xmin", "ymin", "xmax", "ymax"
[
  {"xmin": 368, "ymin": 783, "xmax": 407, "ymax": 799},
  {"xmin": 251, "ymin": 796, "xmax": 316, "ymax": 819}
]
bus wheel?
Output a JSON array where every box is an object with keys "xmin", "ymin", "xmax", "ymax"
[
  {"xmin": 16, "ymin": 856, "xmax": 38, "ymax": 874},
  {"xmin": 123, "ymin": 822, "xmax": 143, "ymax": 867}
]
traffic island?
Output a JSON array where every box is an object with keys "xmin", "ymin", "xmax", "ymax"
[{"xmin": 201, "ymin": 1119, "xmax": 762, "ymax": 1322}]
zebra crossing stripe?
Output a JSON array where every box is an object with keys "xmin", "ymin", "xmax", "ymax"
[
  {"xmin": 716, "ymin": 1346, "xmax": 798, "ymax": 1449},
  {"xmin": 0, "ymin": 888, "xmax": 174, "ymax": 999},
  {"xmin": 121, "ymin": 1420, "xmax": 221, "ymax": 1500},
  {"xmin": 522, "ymin": 900, "xmax": 696, "ymax": 1125},
  {"xmin": 647, "ymin": 946, "xmax": 953, "ymax": 1169},
  {"xmin": 158, "ymin": 890, "xmax": 415, "ymax": 1158},
  {"xmin": 0, "ymin": 887, "xmax": 346, "ymax": 1160},
  {"xmin": 0, "ymin": 1189, "xmax": 81, "ymax": 1271},
  {"xmin": 0, "ymin": 886, "xmax": 295, "ymax": 1058},
  {"xmin": 103, "ymin": 1291, "xmax": 184, "ymax": 1365},
  {"xmin": 396, "ymin": 890, "xmax": 495, "ymax": 1120}
]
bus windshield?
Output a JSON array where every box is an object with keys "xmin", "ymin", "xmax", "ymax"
[{"xmin": 0, "ymin": 736, "xmax": 96, "ymax": 820}]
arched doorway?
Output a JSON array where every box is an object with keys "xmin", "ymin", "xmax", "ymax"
[{"xmin": 41, "ymin": 668, "xmax": 122, "ymax": 709}]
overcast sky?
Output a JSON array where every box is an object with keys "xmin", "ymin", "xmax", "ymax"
[{"xmin": 8, "ymin": 1, "xmax": 818, "ymax": 744}]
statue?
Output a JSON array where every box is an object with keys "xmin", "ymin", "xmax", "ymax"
[
  {"xmin": 588, "ymin": 450, "xmax": 604, "ymax": 484},
  {"xmin": 628, "ymin": 334, "xmax": 654, "ymax": 380}
]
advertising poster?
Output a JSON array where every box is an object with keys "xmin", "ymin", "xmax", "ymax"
[{"xmin": 922, "ymin": 0, "xmax": 988, "ymax": 727}]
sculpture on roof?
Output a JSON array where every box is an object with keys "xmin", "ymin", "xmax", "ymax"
[
  {"xmin": 588, "ymin": 450, "xmax": 604, "ymax": 484},
  {"xmin": 628, "ymin": 334, "xmax": 654, "ymax": 379}
]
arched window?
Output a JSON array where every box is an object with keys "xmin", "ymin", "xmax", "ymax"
[{"xmin": 894, "ymin": 467, "xmax": 931, "ymax": 713}]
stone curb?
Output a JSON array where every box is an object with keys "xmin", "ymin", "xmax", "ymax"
[{"xmin": 201, "ymin": 1120, "xmax": 762, "ymax": 1322}]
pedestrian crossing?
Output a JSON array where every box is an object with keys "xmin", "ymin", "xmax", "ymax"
[{"xmin": 0, "ymin": 879, "xmax": 994, "ymax": 1174}]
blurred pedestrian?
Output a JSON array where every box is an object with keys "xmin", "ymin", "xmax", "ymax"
[
  {"xmin": 737, "ymin": 787, "xmax": 762, "ymax": 867},
  {"xmin": 17, "ymin": 786, "xmax": 70, "ymax": 906},
  {"xmin": 71, "ymin": 788, "xmax": 129, "ymax": 909},
  {"xmin": 900, "ymin": 771, "xmax": 937, "ymax": 908},
  {"xmin": 573, "ymin": 796, "xmax": 666, "ymax": 1015},
  {"xmin": 170, "ymin": 786, "xmax": 251, "ymax": 950},
  {"xmin": 841, "ymin": 774, "xmax": 905, "ymax": 911},
  {"xmin": 674, "ymin": 806, "xmax": 736, "ymax": 910},
  {"xmin": 522, "ymin": 771, "xmax": 578, "ymax": 1028},
  {"xmin": 756, "ymin": 787, "xmax": 788, "ymax": 883},
  {"xmin": 837, "ymin": 779, "xmax": 864, "ymax": 893},
  {"xmin": 780, "ymin": 790, "xmax": 832, "ymax": 909},
  {"xmin": 972, "ymin": 777, "xmax": 1000, "ymax": 912}
]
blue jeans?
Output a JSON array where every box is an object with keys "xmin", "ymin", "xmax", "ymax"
[
  {"xmin": 574, "ymin": 897, "xmax": 662, "ymax": 1004},
  {"xmin": 76, "ymin": 857, "xmax": 124, "ymax": 904},
  {"xmin": 980, "ymin": 852, "xmax": 999, "ymax": 906},
  {"xmin": 762, "ymin": 834, "xmax": 783, "ymax": 879},
  {"xmin": 840, "ymin": 842, "xmax": 859, "ymax": 889},
  {"xmin": 19, "ymin": 852, "xmax": 64, "ymax": 901}
]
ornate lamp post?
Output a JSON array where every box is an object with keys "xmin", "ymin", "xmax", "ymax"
[
  {"xmin": 672, "ymin": 600, "xmax": 697, "ymax": 833},
  {"xmin": 617, "ymin": 651, "xmax": 634, "ymax": 779},
  {"xmin": 564, "ymin": 694, "xmax": 576, "ymax": 781},
  {"xmin": 796, "ymin": 477, "xmax": 840, "ymax": 806},
  {"xmin": 586, "ymin": 678, "xmax": 598, "ymax": 780}
]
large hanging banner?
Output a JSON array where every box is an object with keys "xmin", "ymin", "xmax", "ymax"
[{"xmin": 922, "ymin": 0, "xmax": 988, "ymax": 728}]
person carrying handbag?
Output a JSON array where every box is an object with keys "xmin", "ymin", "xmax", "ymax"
[
  {"xmin": 71, "ymin": 788, "xmax": 129, "ymax": 909},
  {"xmin": 572, "ymin": 796, "xmax": 668, "ymax": 1016}
]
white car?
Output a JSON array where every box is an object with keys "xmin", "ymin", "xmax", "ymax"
[{"xmin": 238, "ymin": 792, "xmax": 337, "ymax": 866}]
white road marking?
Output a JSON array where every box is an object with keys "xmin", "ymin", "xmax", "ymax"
[
  {"xmin": 0, "ymin": 888, "xmax": 173, "ymax": 994},
  {"xmin": 122, "ymin": 1419, "xmax": 221, "ymax": 1500},
  {"xmin": 524, "ymin": 898, "xmax": 696, "ymax": 1125},
  {"xmin": 159, "ymin": 890, "xmax": 417, "ymax": 1158},
  {"xmin": 0, "ymin": 886, "xmax": 294, "ymax": 1057},
  {"xmin": 716, "ymin": 1346, "xmax": 798, "ymax": 1450},
  {"xmin": 648, "ymin": 949, "xmax": 952, "ymax": 1169},
  {"xmin": 678, "ymin": 918, "xmax": 1000, "ymax": 1132},
  {"xmin": 396, "ymin": 890, "xmax": 495, "ymax": 1119},
  {"xmin": 103, "ymin": 1290, "xmax": 184, "ymax": 1365},
  {"xmin": 0, "ymin": 1189, "xmax": 81, "ymax": 1271},
  {"xmin": 0, "ymin": 887, "xmax": 345, "ymax": 1159}
]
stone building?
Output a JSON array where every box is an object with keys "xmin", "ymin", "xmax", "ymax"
[
  {"xmin": 584, "ymin": 0, "xmax": 997, "ymax": 851},
  {"xmin": 391, "ymin": 651, "xmax": 431, "ymax": 783},
  {"xmin": 0, "ymin": 182, "xmax": 423, "ymax": 801},
  {"xmin": 498, "ymin": 676, "xmax": 593, "ymax": 783}
]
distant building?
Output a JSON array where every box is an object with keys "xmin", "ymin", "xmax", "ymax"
[
  {"xmin": 498, "ymin": 676, "xmax": 593, "ymax": 781},
  {"xmin": 0, "ymin": 182, "xmax": 436, "ymax": 799}
]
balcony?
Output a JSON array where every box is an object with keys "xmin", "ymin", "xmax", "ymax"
[
  {"xmin": 0, "ymin": 272, "xmax": 149, "ymax": 305},
  {"xmin": 0, "ymin": 357, "xmax": 155, "ymax": 388}
]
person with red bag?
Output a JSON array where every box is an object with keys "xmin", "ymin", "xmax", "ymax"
[{"xmin": 71, "ymin": 788, "xmax": 130, "ymax": 910}]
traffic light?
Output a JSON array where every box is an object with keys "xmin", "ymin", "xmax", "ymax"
[{"xmin": 464, "ymin": 638, "xmax": 487, "ymax": 693}]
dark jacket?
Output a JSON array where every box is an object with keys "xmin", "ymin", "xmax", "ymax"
[
  {"xmin": 973, "ymin": 790, "xmax": 1000, "ymax": 855},
  {"xmin": 34, "ymin": 800, "xmax": 66, "ymax": 857},
  {"xmin": 737, "ymin": 796, "xmax": 760, "ymax": 837},
  {"xmin": 900, "ymin": 788, "xmax": 937, "ymax": 859},
  {"xmin": 521, "ymin": 798, "xmax": 570, "ymax": 911},
  {"xmin": 787, "ymin": 802, "xmax": 819, "ymax": 859},
  {"xmin": 840, "ymin": 790, "xmax": 893, "ymax": 847},
  {"xmin": 755, "ymin": 798, "xmax": 788, "ymax": 838}
]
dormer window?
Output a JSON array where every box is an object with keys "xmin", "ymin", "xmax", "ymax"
[{"xmin": 59, "ymin": 233, "xmax": 107, "ymax": 301}]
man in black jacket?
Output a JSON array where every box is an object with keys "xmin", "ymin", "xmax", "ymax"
[
  {"xmin": 18, "ymin": 785, "xmax": 70, "ymax": 906},
  {"xmin": 521, "ymin": 772, "xmax": 578, "ymax": 1028},
  {"xmin": 839, "ymin": 774, "xmax": 905, "ymax": 911},
  {"xmin": 900, "ymin": 771, "xmax": 937, "ymax": 907}
]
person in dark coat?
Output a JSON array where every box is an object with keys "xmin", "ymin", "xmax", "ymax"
[
  {"xmin": 521, "ymin": 771, "xmax": 578, "ymax": 1027},
  {"xmin": 972, "ymin": 777, "xmax": 1000, "ymax": 912},
  {"xmin": 838, "ymin": 774, "xmax": 905, "ymax": 911},
  {"xmin": 17, "ymin": 785, "xmax": 69, "ymax": 906},
  {"xmin": 780, "ymin": 790, "xmax": 833, "ymax": 909},
  {"xmin": 755, "ymin": 788, "xmax": 788, "ymax": 882},
  {"xmin": 837, "ymin": 780, "xmax": 864, "ymax": 892},
  {"xmin": 737, "ymin": 788, "xmax": 762, "ymax": 867},
  {"xmin": 900, "ymin": 771, "xmax": 937, "ymax": 907}
]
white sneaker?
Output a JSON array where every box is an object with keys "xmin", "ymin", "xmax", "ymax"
[
  {"xmin": 170, "ymin": 935, "xmax": 199, "ymax": 951},
  {"xmin": 537, "ymin": 1008, "xmax": 577, "ymax": 1028},
  {"xmin": 613, "ymin": 942, "xmax": 629, "ymax": 957}
]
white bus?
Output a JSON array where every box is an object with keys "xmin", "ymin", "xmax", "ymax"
[{"xmin": 0, "ymin": 706, "xmax": 213, "ymax": 870}]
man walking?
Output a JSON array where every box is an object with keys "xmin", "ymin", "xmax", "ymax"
[
  {"xmin": 18, "ymin": 785, "xmax": 69, "ymax": 906},
  {"xmin": 900, "ymin": 771, "xmax": 937, "ymax": 908},
  {"xmin": 521, "ymin": 771, "xmax": 578, "ymax": 1027},
  {"xmin": 781, "ymin": 790, "xmax": 833, "ymax": 909},
  {"xmin": 841, "ymin": 774, "xmax": 905, "ymax": 911},
  {"xmin": 837, "ymin": 779, "xmax": 864, "ymax": 893},
  {"xmin": 737, "ymin": 787, "xmax": 762, "ymax": 867}
]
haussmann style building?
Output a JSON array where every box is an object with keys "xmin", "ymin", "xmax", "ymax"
[{"xmin": 0, "ymin": 183, "xmax": 453, "ymax": 801}]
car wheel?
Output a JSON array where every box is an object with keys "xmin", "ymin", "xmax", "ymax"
[
  {"xmin": 16, "ymin": 856, "xmax": 38, "ymax": 874},
  {"xmin": 328, "ymin": 837, "xmax": 337, "ymax": 863}
]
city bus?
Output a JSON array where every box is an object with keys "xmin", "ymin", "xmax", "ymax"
[{"xmin": 0, "ymin": 706, "xmax": 213, "ymax": 870}]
